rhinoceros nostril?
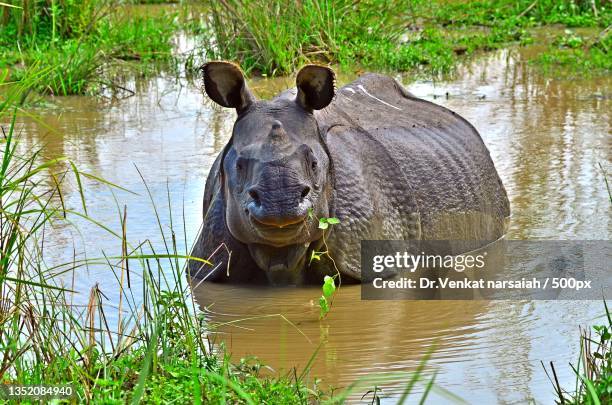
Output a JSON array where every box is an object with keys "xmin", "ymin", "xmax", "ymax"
[{"xmin": 300, "ymin": 186, "xmax": 311, "ymax": 201}]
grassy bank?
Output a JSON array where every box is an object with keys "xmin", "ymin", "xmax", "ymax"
[
  {"xmin": 205, "ymin": 0, "xmax": 610, "ymax": 77},
  {"xmin": 534, "ymin": 28, "xmax": 611, "ymax": 76},
  {"xmin": 0, "ymin": 1, "xmax": 178, "ymax": 95},
  {"xmin": 2, "ymin": 1, "xmax": 609, "ymax": 97}
]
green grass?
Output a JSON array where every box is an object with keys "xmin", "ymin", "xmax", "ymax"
[
  {"xmin": 533, "ymin": 29, "xmax": 611, "ymax": 77},
  {"xmin": 0, "ymin": 1, "xmax": 178, "ymax": 95},
  {"xmin": 204, "ymin": 0, "xmax": 459, "ymax": 76},
  {"xmin": 204, "ymin": 0, "xmax": 610, "ymax": 77},
  {"xmin": 545, "ymin": 301, "xmax": 612, "ymax": 404},
  {"xmin": 427, "ymin": 0, "xmax": 610, "ymax": 28},
  {"xmin": 2, "ymin": 0, "xmax": 610, "ymax": 94}
]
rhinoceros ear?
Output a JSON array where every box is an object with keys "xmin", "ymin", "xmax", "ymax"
[
  {"xmin": 201, "ymin": 61, "xmax": 255, "ymax": 113},
  {"xmin": 295, "ymin": 65, "xmax": 335, "ymax": 112}
]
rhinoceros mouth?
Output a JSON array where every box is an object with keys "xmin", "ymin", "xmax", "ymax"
[
  {"xmin": 248, "ymin": 215, "xmax": 307, "ymax": 245},
  {"xmin": 250, "ymin": 215, "xmax": 305, "ymax": 229}
]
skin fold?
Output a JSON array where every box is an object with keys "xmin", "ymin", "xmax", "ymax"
[{"xmin": 188, "ymin": 62, "xmax": 510, "ymax": 285}]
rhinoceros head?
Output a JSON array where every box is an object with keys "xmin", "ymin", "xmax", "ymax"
[{"xmin": 201, "ymin": 61, "xmax": 336, "ymax": 281}]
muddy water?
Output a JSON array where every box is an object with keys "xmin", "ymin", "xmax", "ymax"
[{"xmin": 15, "ymin": 45, "xmax": 610, "ymax": 403}]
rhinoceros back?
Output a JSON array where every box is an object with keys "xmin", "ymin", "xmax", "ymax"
[{"xmin": 316, "ymin": 73, "xmax": 510, "ymax": 242}]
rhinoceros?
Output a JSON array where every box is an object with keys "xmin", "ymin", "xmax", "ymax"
[{"xmin": 189, "ymin": 61, "xmax": 510, "ymax": 284}]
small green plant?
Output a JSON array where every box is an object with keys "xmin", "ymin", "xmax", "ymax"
[
  {"xmin": 317, "ymin": 216, "xmax": 340, "ymax": 230},
  {"xmin": 308, "ymin": 213, "xmax": 341, "ymax": 263},
  {"xmin": 318, "ymin": 275, "xmax": 337, "ymax": 319},
  {"xmin": 307, "ymin": 209, "xmax": 341, "ymax": 319},
  {"xmin": 545, "ymin": 300, "xmax": 612, "ymax": 404}
]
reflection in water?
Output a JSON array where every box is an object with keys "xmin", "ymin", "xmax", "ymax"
[
  {"xmin": 11, "ymin": 45, "xmax": 610, "ymax": 403},
  {"xmin": 194, "ymin": 284, "xmax": 490, "ymax": 400}
]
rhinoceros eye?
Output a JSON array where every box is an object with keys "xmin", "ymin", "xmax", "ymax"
[
  {"xmin": 235, "ymin": 157, "xmax": 246, "ymax": 172},
  {"xmin": 303, "ymin": 147, "xmax": 318, "ymax": 174}
]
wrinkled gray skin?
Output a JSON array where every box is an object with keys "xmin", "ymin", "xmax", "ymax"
[{"xmin": 189, "ymin": 61, "xmax": 510, "ymax": 285}]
